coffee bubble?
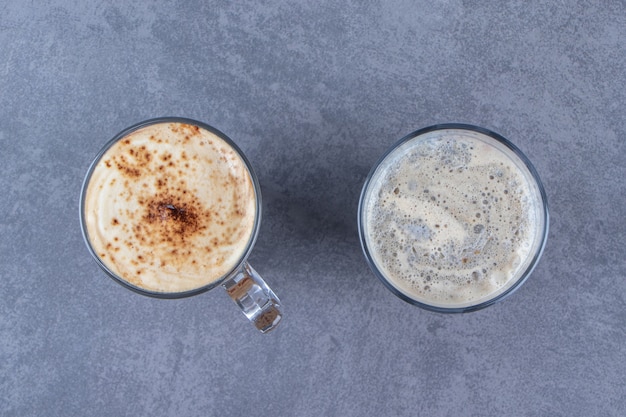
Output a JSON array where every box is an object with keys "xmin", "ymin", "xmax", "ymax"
[{"xmin": 362, "ymin": 129, "xmax": 542, "ymax": 308}]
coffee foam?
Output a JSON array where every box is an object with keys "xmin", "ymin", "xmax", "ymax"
[
  {"xmin": 84, "ymin": 122, "xmax": 257, "ymax": 293},
  {"xmin": 363, "ymin": 129, "xmax": 542, "ymax": 308}
]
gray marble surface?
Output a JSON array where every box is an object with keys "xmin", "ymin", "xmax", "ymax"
[{"xmin": 1, "ymin": 1, "xmax": 624, "ymax": 416}]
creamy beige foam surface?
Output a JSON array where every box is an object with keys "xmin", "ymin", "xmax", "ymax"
[
  {"xmin": 84, "ymin": 122, "xmax": 257, "ymax": 293},
  {"xmin": 363, "ymin": 129, "xmax": 543, "ymax": 308}
]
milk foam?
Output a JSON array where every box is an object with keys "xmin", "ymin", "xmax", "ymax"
[
  {"xmin": 84, "ymin": 122, "xmax": 257, "ymax": 293},
  {"xmin": 363, "ymin": 129, "xmax": 542, "ymax": 308}
]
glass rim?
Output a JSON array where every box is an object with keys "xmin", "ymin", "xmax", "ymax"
[
  {"xmin": 79, "ymin": 116, "xmax": 262, "ymax": 299},
  {"xmin": 357, "ymin": 123, "xmax": 550, "ymax": 313}
]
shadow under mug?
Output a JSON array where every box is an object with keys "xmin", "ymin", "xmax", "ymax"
[
  {"xmin": 79, "ymin": 117, "xmax": 282, "ymax": 333},
  {"xmin": 358, "ymin": 123, "xmax": 549, "ymax": 313}
]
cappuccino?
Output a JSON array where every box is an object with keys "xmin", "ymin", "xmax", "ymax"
[
  {"xmin": 82, "ymin": 121, "xmax": 257, "ymax": 294},
  {"xmin": 361, "ymin": 127, "xmax": 547, "ymax": 310}
]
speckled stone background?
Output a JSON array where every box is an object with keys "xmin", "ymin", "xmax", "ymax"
[{"xmin": 1, "ymin": 1, "xmax": 624, "ymax": 416}]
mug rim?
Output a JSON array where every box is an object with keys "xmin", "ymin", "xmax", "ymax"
[
  {"xmin": 79, "ymin": 116, "xmax": 262, "ymax": 299},
  {"xmin": 357, "ymin": 123, "xmax": 549, "ymax": 313}
]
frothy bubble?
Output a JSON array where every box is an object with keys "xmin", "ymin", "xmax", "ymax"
[{"xmin": 362, "ymin": 129, "xmax": 541, "ymax": 307}]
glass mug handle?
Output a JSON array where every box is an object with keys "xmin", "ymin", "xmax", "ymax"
[{"xmin": 222, "ymin": 263, "xmax": 282, "ymax": 333}]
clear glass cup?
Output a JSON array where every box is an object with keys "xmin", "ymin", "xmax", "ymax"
[
  {"xmin": 358, "ymin": 123, "xmax": 549, "ymax": 312},
  {"xmin": 80, "ymin": 117, "xmax": 282, "ymax": 333}
]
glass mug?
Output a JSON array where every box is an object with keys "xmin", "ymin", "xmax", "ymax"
[
  {"xmin": 358, "ymin": 124, "xmax": 549, "ymax": 312},
  {"xmin": 80, "ymin": 117, "xmax": 282, "ymax": 333}
]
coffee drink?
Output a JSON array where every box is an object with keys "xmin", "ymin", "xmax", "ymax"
[
  {"xmin": 82, "ymin": 121, "xmax": 257, "ymax": 294},
  {"xmin": 360, "ymin": 126, "xmax": 547, "ymax": 310}
]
